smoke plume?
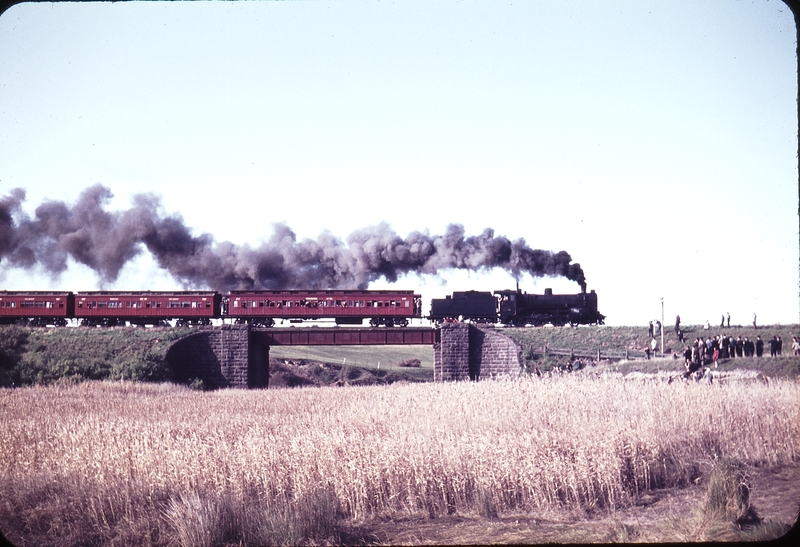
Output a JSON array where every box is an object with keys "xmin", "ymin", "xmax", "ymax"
[{"xmin": 1, "ymin": 185, "xmax": 587, "ymax": 291}]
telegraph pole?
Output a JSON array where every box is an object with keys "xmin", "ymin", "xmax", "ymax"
[{"xmin": 660, "ymin": 297, "xmax": 665, "ymax": 356}]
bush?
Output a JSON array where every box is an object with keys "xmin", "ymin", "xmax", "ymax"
[
  {"xmin": 702, "ymin": 457, "xmax": 758, "ymax": 525},
  {"xmin": 0, "ymin": 326, "xmax": 29, "ymax": 386}
]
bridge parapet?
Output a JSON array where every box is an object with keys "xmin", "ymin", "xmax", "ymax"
[{"xmin": 252, "ymin": 327, "xmax": 438, "ymax": 346}]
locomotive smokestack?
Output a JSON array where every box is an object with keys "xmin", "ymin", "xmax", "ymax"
[{"xmin": 0, "ymin": 185, "xmax": 589, "ymax": 292}]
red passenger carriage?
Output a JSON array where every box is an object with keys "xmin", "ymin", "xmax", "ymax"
[
  {"xmin": 74, "ymin": 291, "xmax": 221, "ymax": 326},
  {"xmin": 226, "ymin": 290, "xmax": 422, "ymax": 327},
  {"xmin": 0, "ymin": 291, "xmax": 74, "ymax": 326}
]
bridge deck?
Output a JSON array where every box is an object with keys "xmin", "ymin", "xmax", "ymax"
[{"xmin": 252, "ymin": 327, "xmax": 438, "ymax": 346}]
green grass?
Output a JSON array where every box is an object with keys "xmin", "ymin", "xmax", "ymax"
[{"xmin": 268, "ymin": 344, "xmax": 433, "ymax": 369}]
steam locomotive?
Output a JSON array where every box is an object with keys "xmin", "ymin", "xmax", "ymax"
[
  {"xmin": 429, "ymin": 287, "xmax": 605, "ymax": 327},
  {"xmin": 0, "ymin": 286, "xmax": 603, "ymax": 328}
]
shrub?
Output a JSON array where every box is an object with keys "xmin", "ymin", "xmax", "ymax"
[{"xmin": 0, "ymin": 326, "xmax": 29, "ymax": 386}]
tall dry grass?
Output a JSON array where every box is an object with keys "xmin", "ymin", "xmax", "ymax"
[{"xmin": 1, "ymin": 375, "xmax": 798, "ymax": 546}]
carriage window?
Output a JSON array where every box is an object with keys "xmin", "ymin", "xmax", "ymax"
[
  {"xmin": 404, "ymin": 301, "xmax": 409, "ymax": 307},
  {"xmin": 98, "ymin": 302, "xmax": 107, "ymax": 308},
  {"xmin": 46, "ymin": 301, "xmax": 53, "ymax": 308},
  {"xmin": 156, "ymin": 302, "xmax": 161, "ymax": 308}
]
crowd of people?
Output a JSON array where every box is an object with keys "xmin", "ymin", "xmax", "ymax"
[
  {"xmin": 644, "ymin": 314, "xmax": 797, "ymax": 371},
  {"xmin": 663, "ymin": 314, "xmax": 796, "ymax": 374}
]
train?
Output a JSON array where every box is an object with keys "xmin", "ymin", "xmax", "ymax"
[{"xmin": 0, "ymin": 286, "xmax": 603, "ymax": 328}]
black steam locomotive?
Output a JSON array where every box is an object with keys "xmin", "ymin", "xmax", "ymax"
[{"xmin": 429, "ymin": 287, "xmax": 605, "ymax": 327}]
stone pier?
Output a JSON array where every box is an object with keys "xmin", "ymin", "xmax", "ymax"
[
  {"xmin": 164, "ymin": 325, "xmax": 269, "ymax": 389},
  {"xmin": 433, "ymin": 322, "xmax": 523, "ymax": 381}
]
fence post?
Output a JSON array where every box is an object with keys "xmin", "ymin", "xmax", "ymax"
[
  {"xmin": 625, "ymin": 349, "xmax": 629, "ymax": 360},
  {"xmin": 597, "ymin": 348, "xmax": 601, "ymax": 361},
  {"xmin": 543, "ymin": 345, "xmax": 547, "ymax": 357}
]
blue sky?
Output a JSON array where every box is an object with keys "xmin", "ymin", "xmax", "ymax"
[{"xmin": 0, "ymin": 0, "xmax": 797, "ymax": 326}]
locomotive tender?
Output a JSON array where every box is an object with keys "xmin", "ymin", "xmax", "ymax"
[{"xmin": 429, "ymin": 287, "xmax": 605, "ymax": 327}]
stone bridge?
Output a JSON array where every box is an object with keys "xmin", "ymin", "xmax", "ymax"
[{"xmin": 164, "ymin": 323, "xmax": 522, "ymax": 388}]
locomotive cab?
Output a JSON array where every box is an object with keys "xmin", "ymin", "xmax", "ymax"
[{"xmin": 494, "ymin": 290, "xmax": 519, "ymax": 324}]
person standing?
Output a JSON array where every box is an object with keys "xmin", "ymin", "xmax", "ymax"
[
  {"xmin": 777, "ymin": 336, "xmax": 782, "ymax": 356},
  {"xmin": 650, "ymin": 337, "xmax": 658, "ymax": 358},
  {"xmin": 648, "ymin": 321, "xmax": 654, "ymax": 338},
  {"xmin": 720, "ymin": 314, "xmax": 725, "ymax": 328},
  {"xmin": 755, "ymin": 336, "xmax": 764, "ymax": 357},
  {"xmin": 752, "ymin": 313, "xmax": 757, "ymax": 329},
  {"xmin": 727, "ymin": 312, "xmax": 730, "ymax": 328},
  {"xmin": 769, "ymin": 336, "xmax": 778, "ymax": 357},
  {"xmin": 675, "ymin": 315, "xmax": 681, "ymax": 334}
]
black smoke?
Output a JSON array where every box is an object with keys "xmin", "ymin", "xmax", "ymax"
[{"xmin": 0, "ymin": 184, "xmax": 587, "ymax": 291}]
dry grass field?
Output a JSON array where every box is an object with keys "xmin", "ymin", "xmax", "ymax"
[{"xmin": 1, "ymin": 374, "xmax": 798, "ymax": 546}]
